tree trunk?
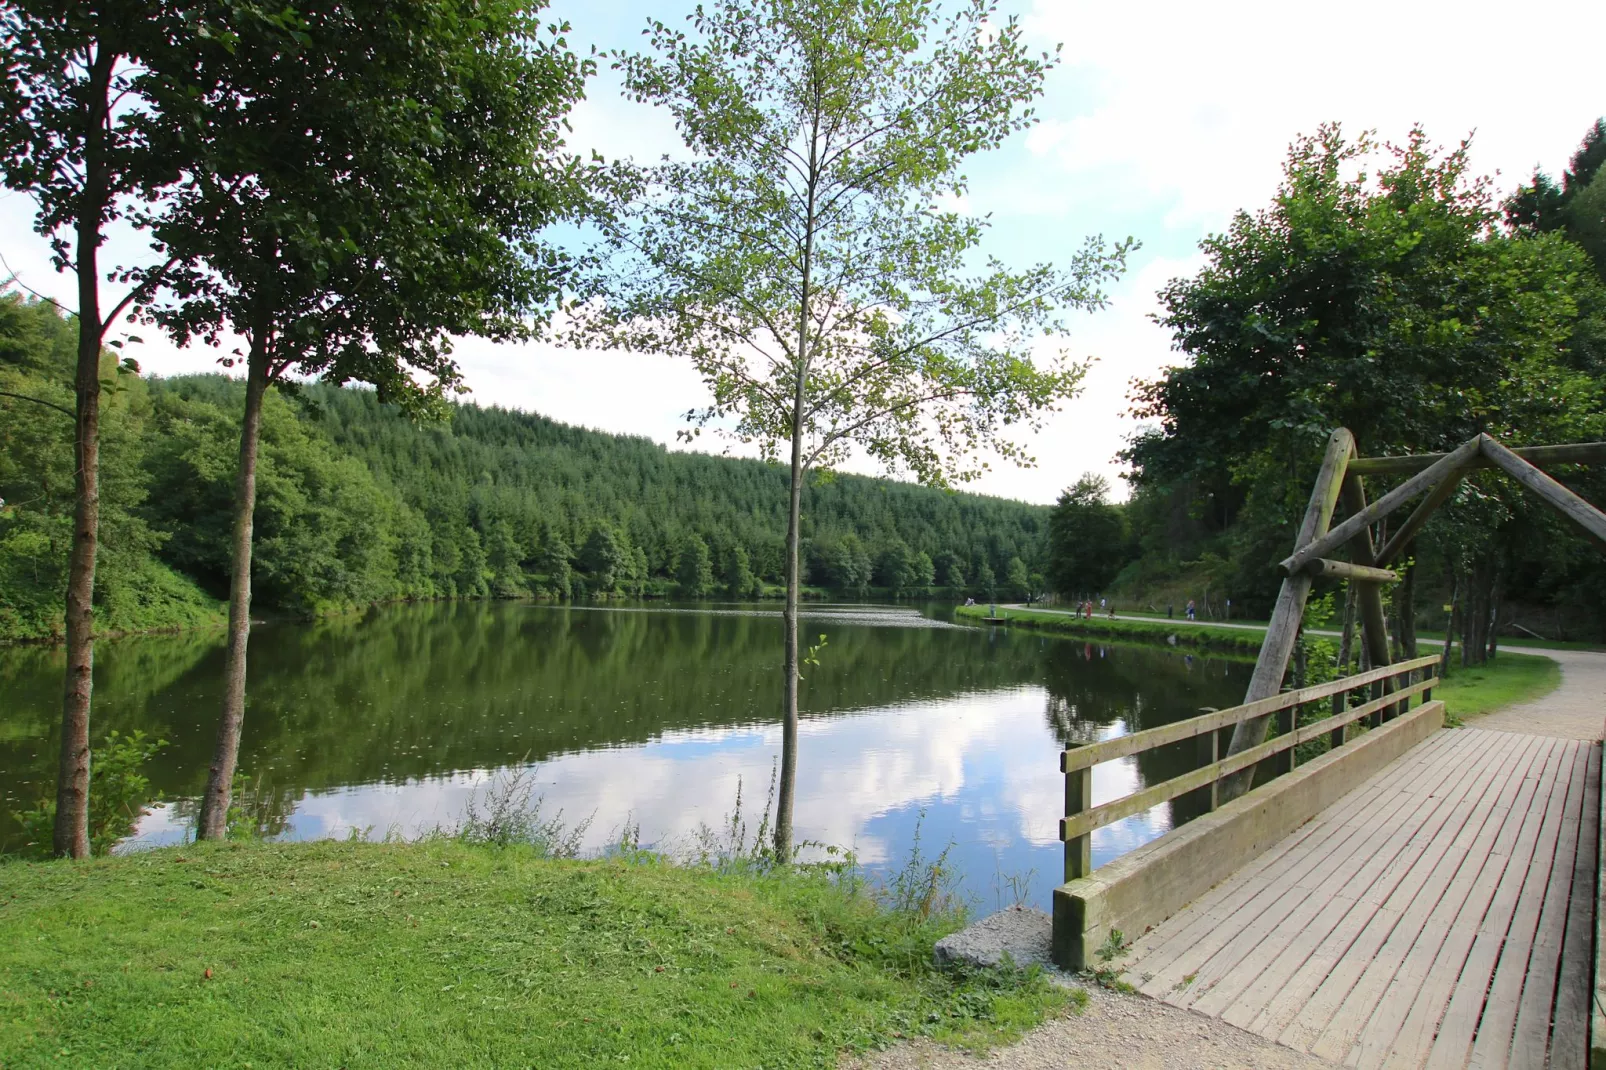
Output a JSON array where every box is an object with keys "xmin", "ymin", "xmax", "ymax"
[
  {"xmin": 1440, "ymin": 570, "xmax": 1458, "ymax": 678},
  {"xmin": 774, "ymin": 125, "xmax": 819, "ymax": 860},
  {"xmin": 53, "ymin": 47, "xmax": 117, "ymax": 860},
  {"xmin": 196, "ymin": 341, "xmax": 271, "ymax": 839},
  {"xmin": 1398, "ymin": 562, "xmax": 1417, "ymax": 659}
]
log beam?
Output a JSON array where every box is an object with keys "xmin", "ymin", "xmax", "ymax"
[
  {"xmin": 1281, "ymin": 436, "xmax": 1483, "ymax": 576},
  {"xmin": 1349, "ymin": 441, "xmax": 1606, "ymax": 477},
  {"xmin": 1304, "ymin": 557, "xmax": 1400, "ymax": 583},
  {"xmin": 1480, "ymin": 436, "xmax": 1606, "ymax": 545}
]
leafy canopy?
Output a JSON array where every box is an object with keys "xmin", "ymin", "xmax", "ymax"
[
  {"xmin": 577, "ymin": 0, "xmax": 1131, "ymax": 484},
  {"xmin": 134, "ymin": 0, "xmax": 592, "ymax": 405}
]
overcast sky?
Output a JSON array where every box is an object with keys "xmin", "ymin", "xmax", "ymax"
[{"xmin": 2, "ymin": 0, "xmax": 1602, "ymax": 503}]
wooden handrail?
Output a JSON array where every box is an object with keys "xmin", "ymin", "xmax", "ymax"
[
  {"xmin": 1060, "ymin": 655, "xmax": 1440, "ymax": 774},
  {"xmin": 1060, "ymin": 677, "xmax": 1437, "ymax": 841}
]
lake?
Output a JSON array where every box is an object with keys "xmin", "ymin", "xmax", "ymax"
[{"xmin": 0, "ymin": 601, "xmax": 1253, "ymax": 911}]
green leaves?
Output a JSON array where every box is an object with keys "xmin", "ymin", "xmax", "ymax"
[{"xmin": 578, "ymin": 0, "xmax": 1130, "ymax": 489}]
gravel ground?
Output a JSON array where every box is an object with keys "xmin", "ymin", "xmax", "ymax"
[
  {"xmin": 1471, "ymin": 648, "xmax": 1605, "ymax": 740},
  {"xmin": 850, "ymin": 982, "xmax": 1336, "ymax": 1070}
]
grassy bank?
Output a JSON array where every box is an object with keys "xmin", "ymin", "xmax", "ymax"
[
  {"xmin": 1435, "ymin": 653, "xmax": 1563, "ymax": 721},
  {"xmin": 955, "ymin": 604, "xmax": 1263, "ymax": 655},
  {"xmin": 0, "ymin": 840, "xmax": 1069, "ymax": 1069}
]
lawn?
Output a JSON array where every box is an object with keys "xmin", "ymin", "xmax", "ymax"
[
  {"xmin": 0, "ymin": 840, "xmax": 1069, "ymax": 1069},
  {"xmin": 1434, "ymin": 652, "xmax": 1563, "ymax": 722},
  {"xmin": 954, "ymin": 604, "xmax": 1262, "ymax": 655}
]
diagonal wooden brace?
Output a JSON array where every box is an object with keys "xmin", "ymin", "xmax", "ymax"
[{"xmin": 1480, "ymin": 436, "xmax": 1606, "ymax": 544}]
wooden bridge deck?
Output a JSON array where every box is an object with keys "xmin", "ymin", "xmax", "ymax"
[{"xmin": 1117, "ymin": 727, "xmax": 1600, "ymax": 1069}]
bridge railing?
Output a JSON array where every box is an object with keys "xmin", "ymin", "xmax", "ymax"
[{"xmin": 1060, "ymin": 654, "xmax": 1441, "ymax": 881}]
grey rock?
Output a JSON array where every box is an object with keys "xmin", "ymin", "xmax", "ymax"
[{"xmin": 931, "ymin": 905, "xmax": 1052, "ymax": 969}]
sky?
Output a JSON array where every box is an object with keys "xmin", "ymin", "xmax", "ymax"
[{"xmin": 1, "ymin": 0, "xmax": 1602, "ymax": 504}]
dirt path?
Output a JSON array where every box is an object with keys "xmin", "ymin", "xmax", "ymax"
[
  {"xmin": 1469, "ymin": 647, "xmax": 1605, "ymax": 739},
  {"xmin": 851, "ymin": 982, "xmax": 1336, "ymax": 1069}
]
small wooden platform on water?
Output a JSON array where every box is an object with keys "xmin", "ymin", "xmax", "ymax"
[{"xmin": 1118, "ymin": 727, "xmax": 1600, "ymax": 1069}]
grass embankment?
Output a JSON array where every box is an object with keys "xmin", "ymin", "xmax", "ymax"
[
  {"xmin": 955, "ymin": 604, "xmax": 1262, "ymax": 655},
  {"xmin": 1435, "ymin": 653, "xmax": 1563, "ymax": 721},
  {"xmin": 0, "ymin": 840, "xmax": 1068, "ymax": 1069}
]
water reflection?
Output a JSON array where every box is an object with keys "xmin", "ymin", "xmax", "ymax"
[{"xmin": 0, "ymin": 602, "xmax": 1252, "ymax": 910}]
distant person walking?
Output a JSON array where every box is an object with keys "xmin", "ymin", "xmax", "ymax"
[
  {"xmin": 1167, "ymin": 603, "xmax": 1174, "ymax": 619},
  {"xmin": 1186, "ymin": 599, "xmax": 1196, "ymax": 621}
]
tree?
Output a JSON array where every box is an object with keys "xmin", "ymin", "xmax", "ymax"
[
  {"xmin": 1506, "ymin": 118, "xmax": 1606, "ymax": 281},
  {"xmin": 486, "ymin": 520, "xmax": 527, "ymax": 598},
  {"xmin": 975, "ymin": 560, "xmax": 996, "ymax": 600},
  {"xmin": 876, "ymin": 541, "xmax": 915, "ymax": 594},
  {"xmin": 911, "ymin": 550, "xmax": 936, "ymax": 590},
  {"xmin": 677, "ymin": 533, "xmax": 714, "ymax": 597},
  {"xmin": 1127, "ymin": 124, "xmax": 1606, "ymax": 620},
  {"xmin": 934, "ymin": 550, "xmax": 966, "ymax": 589},
  {"xmin": 539, "ymin": 532, "xmax": 573, "ymax": 600},
  {"xmin": 725, "ymin": 544, "xmax": 758, "ymax": 598},
  {"xmin": 135, "ymin": 0, "xmax": 590, "ymax": 839},
  {"xmin": 582, "ymin": 0, "xmax": 1129, "ymax": 855},
  {"xmin": 580, "ymin": 525, "xmax": 626, "ymax": 594},
  {"xmin": 1005, "ymin": 556, "xmax": 1029, "ymax": 599},
  {"xmin": 0, "ymin": 1, "xmax": 213, "ymax": 856},
  {"xmin": 1045, "ymin": 474, "xmax": 1128, "ymax": 598}
]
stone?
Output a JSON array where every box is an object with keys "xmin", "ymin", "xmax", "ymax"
[{"xmin": 932, "ymin": 906, "xmax": 1052, "ymax": 970}]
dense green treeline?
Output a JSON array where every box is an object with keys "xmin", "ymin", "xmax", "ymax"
[
  {"xmin": 1041, "ymin": 121, "xmax": 1606, "ymax": 646},
  {"xmin": 1, "ymin": 295, "xmax": 1049, "ymax": 642}
]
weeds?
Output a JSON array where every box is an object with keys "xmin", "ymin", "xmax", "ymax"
[
  {"xmin": 16, "ymin": 729, "xmax": 167, "ymax": 858},
  {"xmin": 457, "ymin": 766, "xmax": 592, "ymax": 858}
]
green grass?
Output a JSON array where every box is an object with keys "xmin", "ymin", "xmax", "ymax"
[
  {"xmin": 0, "ymin": 840, "xmax": 1069, "ymax": 1069},
  {"xmin": 1435, "ymin": 652, "xmax": 1563, "ymax": 722},
  {"xmin": 956, "ymin": 604, "xmax": 1262, "ymax": 656}
]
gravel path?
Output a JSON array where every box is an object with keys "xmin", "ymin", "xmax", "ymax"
[
  {"xmin": 1469, "ymin": 648, "xmax": 1604, "ymax": 739},
  {"xmin": 851, "ymin": 982, "xmax": 1336, "ymax": 1069}
]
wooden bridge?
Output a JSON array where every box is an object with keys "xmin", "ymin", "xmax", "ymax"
[{"xmin": 1051, "ymin": 432, "xmax": 1606, "ymax": 1068}]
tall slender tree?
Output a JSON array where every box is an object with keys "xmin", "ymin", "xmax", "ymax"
[
  {"xmin": 0, "ymin": 1, "xmax": 208, "ymax": 856},
  {"xmin": 133, "ymin": 0, "xmax": 591, "ymax": 838},
  {"xmin": 581, "ymin": 0, "xmax": 1129, "ymax": 855}
]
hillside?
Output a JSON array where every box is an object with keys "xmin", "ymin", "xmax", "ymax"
[{"xmin": 0, "ymin": 295, "xmax": 1048, "ymax": 641}]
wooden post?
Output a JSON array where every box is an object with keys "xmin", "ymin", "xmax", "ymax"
[
  {"xmin": 1064, "ymin": 763, "xmax": 1091, "ymax": 882},
  {"xmin": 1341, "ymin": 473, "xmax": 1398, "ymax": 721},
  {"xmin": 1219, "ymin": 428, "xmax": 1354, "ymax": 803},
  {"xmin": 1280, "ymin": 705, "xmax": 1297, "ymax": 774},
  {"xmin": 1210, "ymin": 729, "xmax": 1220, "ymax": 810}
]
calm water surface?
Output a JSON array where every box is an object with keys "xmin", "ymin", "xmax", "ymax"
[{"xmin": 0, "ymin": 602, "xmax": 1252, "ymax": 910}]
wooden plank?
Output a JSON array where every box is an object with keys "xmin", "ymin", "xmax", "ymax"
[
  {"xmin": 1306, "ymin": 557, "xmax": 1401, "ymax": 583},
  {"xmin": 1166, "ymin": 735, "xmax": 1486, "ymax": 1014},
  {"xmin": 1507, "ymin": 742, "xmax": 1592, "ymax": 1068},
  {"xmin": 1127, "ymin": 730, "xmax": 1477, "ymax": 996},
  {"xmin": 1480, "ymin": 435, "xmax": 1606, "ymax": 545},
  {"xmin": 1325, "ymin": 732, "xmax": 1548, "ymax": 1066},
  {"xmin": 1125, "ymin": 732, "xmax": 1478, "ymax": 995},
  {"xmin": 1282, "ymin": 436, "xmax": 1483, "ymax": 575},
  {"xmin": 1377, "ymin": 467, "xmax": 1467, "ymax": 566},
  {"xmin": 1064, "ymin": 677, "xmax": 1438, "ymax": 841},
  {"xmin": 1455, "ymin": 742, "xmax": 1585, "ymax": 1070},
  {"xmin": 1375, "ymin": 737, "xmax": 1565, "ymax": 1070},
  {"xmin": 1221, "ymin": 427, "xmax": 1354, "ymax": 801},
  {"xmin": 1254, "ymin": 731, "xmax": 1524, "ymax": 1045},
  {"xmin": 1153, "ymin": 730, "xmax": 1496, "ymax": 1017},
  {"xmin": 1058, "ymin": 656, "xmax": 1436, "ymax": 774},
  {"xmin": 1548, "ymin": 742, "xmax": 1600, "ymax": 1070},
  {"xmin": 1277, "ymin": 731, "xmax": 1528, "ymax": 1054},
  {"xmin": 1424, "ymin": 740, "xmax": 1581, "ymax": 1069},
  {"xmin": 1347, "ymin": 441, "xmax": 1606, "ymax": 476}
]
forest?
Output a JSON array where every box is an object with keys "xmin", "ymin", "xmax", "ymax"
[
  {"xmin": 0, "ymin": 295, "xmax": 1050, "ymax": 643},
  {"xmin": 1044, "ymin": 119, "xmax": 1606, "ymax": 650}
]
